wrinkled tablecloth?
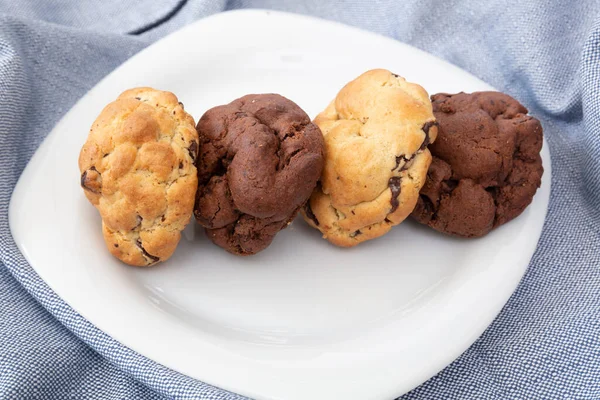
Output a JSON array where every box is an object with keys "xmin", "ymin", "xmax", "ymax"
[{"xmin": 1, "ymin": 1, "xmax": 599, "ymax": 399}]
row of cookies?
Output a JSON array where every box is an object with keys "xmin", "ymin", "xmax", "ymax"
[
  {"xmin": 78, "ymin": 88, "xmax": 325, "ymax": 265},
  {"xmin": 78, "ymin": 69, "xmax": 543, "ymax": 266},
  {"xmin": 304, "ymin": 70, "xmax": 543, "ymax": 244}
]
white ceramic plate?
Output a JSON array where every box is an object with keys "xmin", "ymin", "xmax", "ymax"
[{"xmin": 9, "ymin": 9, "xmax": 550, "ymax": 400}]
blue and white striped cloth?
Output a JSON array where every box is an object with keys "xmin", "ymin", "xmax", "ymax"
[{"xmin": 1, "ymin": 1, "xmax": 599, "ymax": 399}]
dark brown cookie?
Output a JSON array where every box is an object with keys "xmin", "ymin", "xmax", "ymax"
[
  {"xmin": 194, "ymin": 94, "xmax": 325, "ymax": 255},
  {"xmin": 411, "ymin": 92, "xmax": 543, "ymax": 237}
]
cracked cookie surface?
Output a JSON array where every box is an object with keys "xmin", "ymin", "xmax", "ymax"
[
  {"xmin": 78, "ymin": 87, "xmax": 198, "ymax": 266},
  {"xmin": 194, "ymin": 93, "xmax": 325, "ymax": 255},
  {"xmin": 301, "ymin": 69, "xmax": 437, "ymax": 247},
  {"xmin": 411, "ymin": 91, "xmax": 543, "ymax": 237}
]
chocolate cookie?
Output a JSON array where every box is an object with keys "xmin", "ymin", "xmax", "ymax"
[
  {"xmin": 78, "ymin": 87, "xmax": 199, "ymax": 266},
  {"xmin": 411, "ymin": 92, "xmax": 543, "ymax": 237},
  {"xmin": 301, "ymin": 69, "xmax": 437, "ymax": 246},
  {"xmin": 194, "ymin": 94, "xmax": 325, "ymax": 255}
]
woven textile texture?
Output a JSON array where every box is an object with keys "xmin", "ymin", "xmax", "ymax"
[{"xmin": 1, "ymin": 1, "xmax": 599, "ymax": 399}]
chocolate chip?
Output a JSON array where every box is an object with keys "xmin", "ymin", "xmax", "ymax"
[
  {"xmin": 401, "ymin": 156, "xmax": 415, "ymax": 171},
  {"xmin": 178, "ymin": 101, "xmax": 184, "ymax": 109},
  {"xmin": 135, "ymin": 97, "xmax": 141, "ymax": 100},
  {"xmin": 392, "ymin": 73, "xmax": 399, "ymax": 78},
  {"xmin": 188, "ymin": 141, "xmax": 198, "ymax": 162},
  {"xmin": 392, "ymin": 155, "xmax": 403, "ymax": 171},
  {"xmin": 80, "ymin": 170, "xmax": 90, "ymax": 189},
  {"xmin": 392, "ymin": 154, "xmax": 414, "ymax": 171},
  {"xmin": 135, "ymin": 239, "xmax": 160, "ymax": 264},
  {"xmin": 304, "ymin": 202, "xmax": 319, "ymax": 226},
  {"xmin": 114, "ymin": 244, "xmax": 118, "ymax": 248},
  {"xmin": 389, "ymin": 176, "xmax": 402, "ymax": 213},
  {"xmin": 178, "ymin": 161, "xmax": 183, "ymax": 169},
  {"xmin": 80, "ymin": 166, "xmax": 101, "ymax": 193},
  {"xmin": 350, "ymin": 230, "xmax": 362, "ymax": 238},
  {"xmin": 419, "ymin": 121, "xmax": 438, "ymax": 151}
]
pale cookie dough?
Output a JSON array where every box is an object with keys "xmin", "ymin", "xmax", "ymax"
[
  {"xmin": 78, "ymin": 87, "xmax": 199, "ymax": 266},
  {"xmin": 302, "ymin": 69, "xmax": 437, "ymax": 246}
]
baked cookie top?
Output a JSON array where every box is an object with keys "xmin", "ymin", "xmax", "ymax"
[
  {"xmin": 302, "ymin": 69, "xmax": 437, "ymax": 246},
  {"xmin": 411, "ymin": 91, "xmax": 543, "ymax": 237},
  {"xmin": 78, "ymin": 87, "xmax": 198, "ymax": 266},
  {"xmin": 194, "ymin": 93, "xmax": 325, "ymax": 255}
]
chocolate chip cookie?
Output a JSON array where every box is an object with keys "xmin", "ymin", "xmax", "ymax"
[
  {"xmin": 411, "ymin": 91, "xmax": 543, "ymax": 237},
  {"xmin": 78, "ymin": 87, "xmax": 199, "ymax": 266},
  {"xmin": 194, "ymin": 94, "xmax": 325, "ymax": 255},
  {"xmin": 301, "ymin": 69, "xmax": 437, "ymax": 246}
]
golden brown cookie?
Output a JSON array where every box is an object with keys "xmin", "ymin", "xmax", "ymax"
[
  {"xmin": 78, "ymin": 87, "xmax": 199, "ymax": 266},
  {"xmin": 302, "ymin": 69, "xmax": 437, "ymax": 246}
]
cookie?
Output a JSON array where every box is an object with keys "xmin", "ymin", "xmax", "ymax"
[
  {"xmin": 78, "ymin": 87, "xmax": 199, "ymax": 266},
  {"xmin": 411, "ymin": 91, "xmax": 543, "ymax": 237},
  {"xmin": 194, "ymin": 94, "xmax": 325, "ymax": 255},
  {"xmin": 301, "ymin": 69, "xmax": 437, "ymax": 246}
]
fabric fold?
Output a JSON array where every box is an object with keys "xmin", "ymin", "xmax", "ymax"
[{"xmin": 1, "ymin": 1, "xmax": 599, "ymax": 399}]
